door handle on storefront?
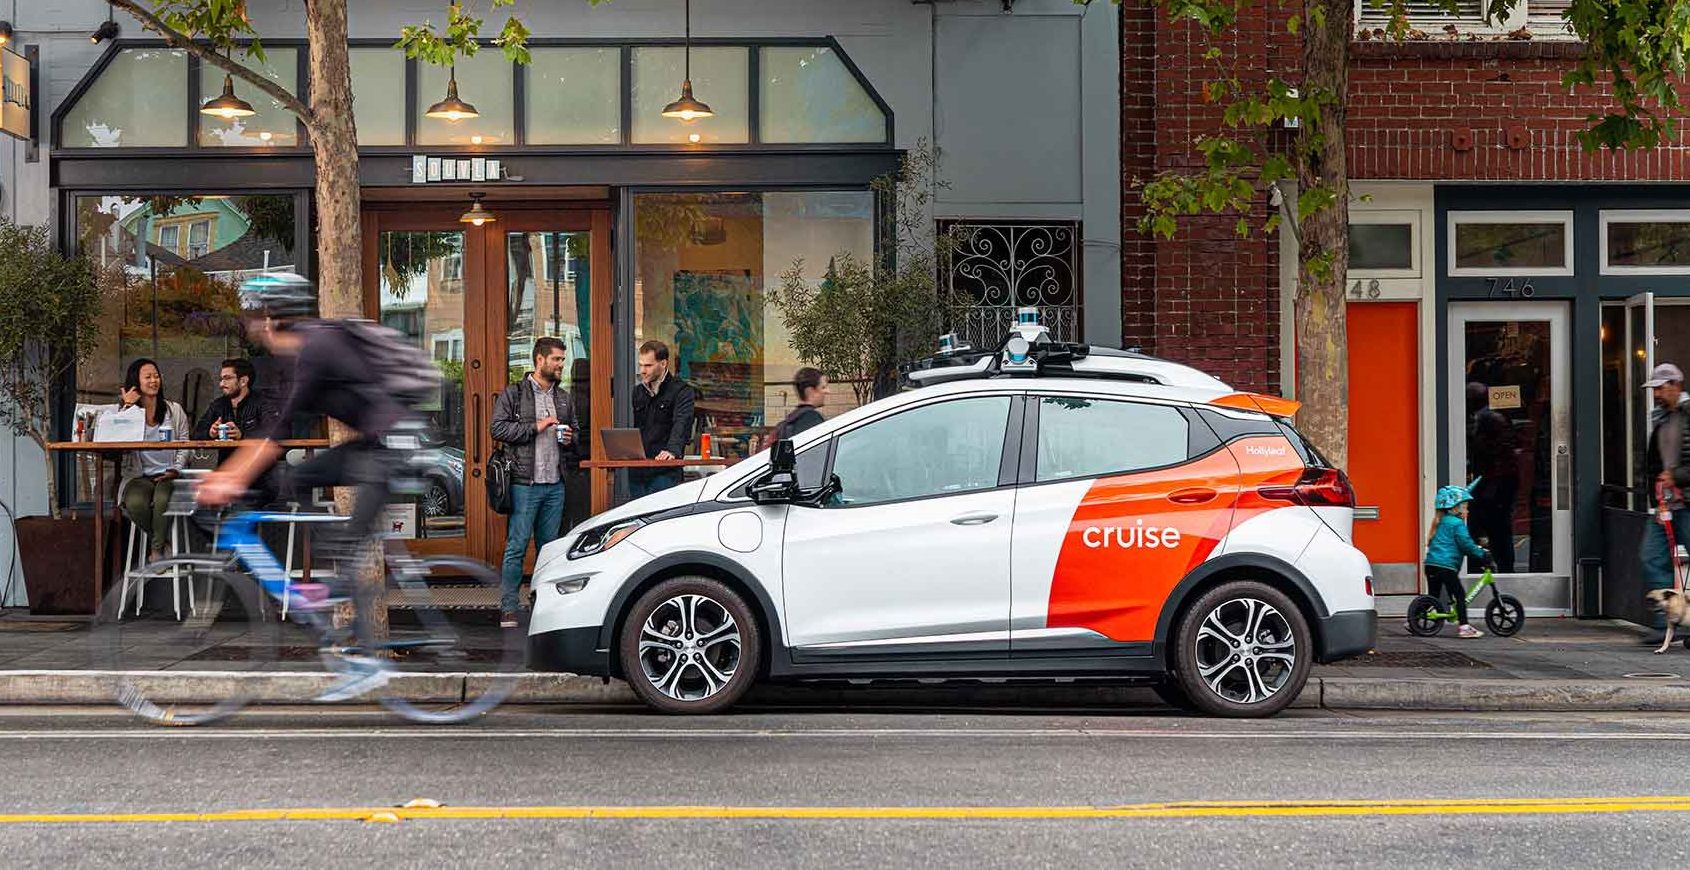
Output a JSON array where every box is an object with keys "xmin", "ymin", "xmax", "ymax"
[
  {"xmin": 472, "ymin": 395, "xmax": 482, "ymax": 466},
  {"xmin": 1168, "ymin": 488, "xmax": 1217, "ymax": 505},
  {"xmin": 950, "ymin": 512, "xmax": 998, "ymax": 526},
  {"xmin": 1556, "ymin": 444, "xmax": 1571, "ymax": 511}
]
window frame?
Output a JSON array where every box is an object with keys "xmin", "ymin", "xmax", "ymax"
[
  {"xmin": 813, "ymin": 392, "xmax": 1023, "ymax": 510},
  {"xmin": 1348, "ymin": 209, "xmax": 1420, "ymax": 279},
  {"xmin": 1352, "ymin": 0, "xmax": 1576, "ymax": 39},
  {"xmin": 1599, "ymin": 209, "xmax": 1690, "ymax": 276},
  {"xmin": 52, "ymin": 37, "xmax": 894, "ymax": 155},
  {"xmin": 1446, "ymin": 209, "xmax": 1575, "ymax": 278}
]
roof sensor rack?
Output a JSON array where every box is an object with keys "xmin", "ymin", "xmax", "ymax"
[{"xmin": 900, "ymin": 307, "xmax": 1233, "ymax": 391}]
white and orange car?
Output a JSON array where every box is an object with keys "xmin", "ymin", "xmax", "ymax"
[{"xmin": 528, "ymin": 319, "xmax": 1376, "ymax": 717}]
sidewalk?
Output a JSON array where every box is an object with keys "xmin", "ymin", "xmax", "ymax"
[{"xmin": 4, "ymin": 610, "xmax": 1690, "ymax": 711}]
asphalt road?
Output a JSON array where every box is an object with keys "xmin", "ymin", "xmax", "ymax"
[{"xmin": 5, "ymin": 704, "xmax": 1690, "ymax": 868}]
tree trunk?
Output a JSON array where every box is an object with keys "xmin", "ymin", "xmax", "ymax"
[
  {"xmin": 305, "ymin": 0, "xmax": 387, "ymax": 639},
  {"xmin": 1291, "ymin": 0, "xmax": 1352, "ymax": 470}
]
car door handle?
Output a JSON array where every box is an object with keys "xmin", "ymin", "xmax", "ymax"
[
  {"xmin": 950, "ymin": 512, "xmax": 998, "ymax": 526},
  {"xmin": 1168, "ymin": 487, "xmax": 1217, "ymax": 505}
]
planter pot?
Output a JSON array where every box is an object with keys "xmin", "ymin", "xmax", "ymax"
[{"xmin": 15, "ymin": 515, "xmax": 99, "ymax": 615}]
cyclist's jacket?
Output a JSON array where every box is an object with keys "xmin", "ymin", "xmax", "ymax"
[
  {"xmin": 1425, "ymin": 513, "xmax": 1487, "ymax": 571},
  {"xmin": 264, "ymin": 320, "xmax": 414, "ymax": 442}
]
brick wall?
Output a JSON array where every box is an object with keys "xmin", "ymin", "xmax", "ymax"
[{"xmin": 1125, "ymin": 20, "xmax": 1690, "ymax": 393}]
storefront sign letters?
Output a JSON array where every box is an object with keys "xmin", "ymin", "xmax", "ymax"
[
  {"xmin": 1, "ymin": 48, "xmax": 31, "ymax": 141},
  {"xmin": 1489, "ymin": 385, "xmax": 1523, "ymax": 411},
  {"xmin": 412, "ymin": 155, "xmax": 503, "ymax": 184}
]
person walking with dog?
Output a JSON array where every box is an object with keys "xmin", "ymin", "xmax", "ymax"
[
  {"xmin": 1641, "ymin": 363, "xmax": 1690, "ymax": 645},
  {"xmin": 1424, "ymin": 483, "xmax": 1492, "ymax": 639}
]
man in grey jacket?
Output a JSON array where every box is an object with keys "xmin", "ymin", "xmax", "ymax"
[
  {"xmin": 490, "ymin": 337, "xmax": 579, "ymax": 627},
  {"xmin": 1642, "ymin": 362, "xmax": 1690, "ymax": 644}
]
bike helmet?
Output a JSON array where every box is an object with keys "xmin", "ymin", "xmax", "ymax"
[
  {"xmin": 1434, "ymin": 482, "xmax": 1477, "ymax": 510},
  {"xmin": 238, "ymin": 272, "xmax": 317, "ymax": 320}
]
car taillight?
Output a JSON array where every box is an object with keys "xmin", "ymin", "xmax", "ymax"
[{"xmin": 1260, "ymin": 467, "xmax": 1356, "ymax": 508}]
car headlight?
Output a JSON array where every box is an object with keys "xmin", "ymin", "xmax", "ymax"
[{"xmin": 567, "ymin": 517, "xmax": 645, "ymax": 560}]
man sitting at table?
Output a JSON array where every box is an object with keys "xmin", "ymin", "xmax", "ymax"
[{"xmin": 193, "ymin": 357, "xmax": 280, "ymax": 502}]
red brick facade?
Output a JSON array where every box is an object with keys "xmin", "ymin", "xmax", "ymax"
[{"xmin": 1122, "ymin": 17, "xmax": 1690, "ymax": 393}]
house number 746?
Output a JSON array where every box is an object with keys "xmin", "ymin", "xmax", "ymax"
[{"xmin": 1486, "ymin": 277, "xmax": 1536, "ymax": 298}]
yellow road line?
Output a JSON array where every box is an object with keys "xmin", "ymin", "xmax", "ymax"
[{"xmin": 8, "ymin": 797, "xmax": 1690, "ymax": 823}]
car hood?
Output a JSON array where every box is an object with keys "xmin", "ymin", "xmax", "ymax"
[{"xmin": 579, "ymin": 476, "xmax": 708, "ymax": 529}]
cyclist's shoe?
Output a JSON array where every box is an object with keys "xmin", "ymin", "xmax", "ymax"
[
  {"xmin": 313, "ymin": 654, "xmax": 392, "ymax": 702},
  {"xmin": 286, "ymin": 583, "xmax": 335, "ymax": 611},
  {"xmin": 1457, "ymin": 624, "xmax": 1485, "ymax": 639}
]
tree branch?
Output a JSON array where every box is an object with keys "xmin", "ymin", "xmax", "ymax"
[{"xmin": 105, "ymin": 0, "xmax": 314, "ymax": 122}]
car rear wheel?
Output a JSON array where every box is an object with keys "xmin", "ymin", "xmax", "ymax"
[
  {"xmin": 1170, "ymin": 581, "xmax": 1312, "ymax": 718},
  {"xmin": 618, "ymin": 576, "xmax": 760, "ymax": 714}
]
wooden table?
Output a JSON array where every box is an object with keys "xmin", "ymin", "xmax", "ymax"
[
  {"xmin": 579, "ymin": 457, "xmax": 740, "ymax": 513},
  {"xmin": 46, "ymin": 439, "xmax": 331, "ymax": 611}
]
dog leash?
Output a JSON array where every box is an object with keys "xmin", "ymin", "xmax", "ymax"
[{"xmin": 1656, "ymin": 483, "xmax": 1683, "ymax": 598}]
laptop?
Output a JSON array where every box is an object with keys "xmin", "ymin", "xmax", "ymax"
[{"xmin": 599, "ymin": 428, "xmax": 649, "ymax": 460}]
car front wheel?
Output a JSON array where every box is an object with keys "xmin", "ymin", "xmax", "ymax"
[
  {"xmin": 1170, "ymin": 581, "xmax": 1312, "ymax": 718},
  {"xmin": 618, "ymin": 576, "xmax": 760, "ymax": 714}
]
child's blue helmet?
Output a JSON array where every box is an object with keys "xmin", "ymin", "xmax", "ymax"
[{"xmin": 1434, "ymin": 479, "xmax": 1479, "ymax": 510}]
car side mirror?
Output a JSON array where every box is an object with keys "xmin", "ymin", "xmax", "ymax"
[
  {"xmin": 747, "ymin": 468, "xmax": 799, "ymax": 504},
  {"xmin": 770, "ymin": 438, "xmax": 796, "ymax": 472}
]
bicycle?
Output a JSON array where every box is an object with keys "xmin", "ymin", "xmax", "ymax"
[
  {"xmin": 1405, "ymin": 567, "xmax": 1525, "ymax": 637},
  {"xmin": 91, "ymin": 468, "xmax": 524, "ymax": 726}
]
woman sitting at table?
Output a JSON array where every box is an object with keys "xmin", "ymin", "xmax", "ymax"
[{"xmin": 117, "ymin": 358, "xmax": 190, "ymax": 561}]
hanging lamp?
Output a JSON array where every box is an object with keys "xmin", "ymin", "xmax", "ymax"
[
  {"xmin": 201, "ymin": 70, "xmax": 257, "ymax": 119},
  {"xmin": 661, "ymin": 0, "xmax": 714, "ymax": 121},
  {"xmin": 459, "ymin": 192, "xmax": 496, "ymax": 227},
  {"xmin": 426, "ymin": 66, "xmax": 479, "ymax": 121}
]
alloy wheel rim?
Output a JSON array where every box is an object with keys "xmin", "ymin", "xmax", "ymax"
[
  {"xmin": 1193, "ymin": 597, "xmax": 1295, "ymax": 705},
  {"xmin": 422, "ymin": 484, "xmax": 449, "ymax": 518},
  {"xmin": 638, "ymin": 594, "xmax": 741, "ymax": 701}
]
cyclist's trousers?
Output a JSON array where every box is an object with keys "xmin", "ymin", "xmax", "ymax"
[{"xmin": 281, "ymin": 440, "xmax": 398, "ymax": 639}]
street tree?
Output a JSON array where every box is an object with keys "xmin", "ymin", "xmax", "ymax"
[{"xmin": 1113, "ymin": 0, "xmax": 1690, "ymax": 468}]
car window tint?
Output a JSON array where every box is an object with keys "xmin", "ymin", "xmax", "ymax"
[
  {"xmin": 829, "ymin": 396, "xmax": 1010, "ymax": 507},
  {"xmin": 795, "ymin": 440, "xmax": 829, "ymax": 489},
  {"xmin": 1035, "ymin": 397, "xmax": 1189, "ymax": 482}
]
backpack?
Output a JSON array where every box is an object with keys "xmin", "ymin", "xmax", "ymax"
[
  {"xmin": 772, "ymin": 405, "xmax": 818, "ymax": 442},
  {"xmin": 339, "ymin": 318, "xmax": 443, "ymax": 410},
  {"xmin": 485, "ymin": 446, "xmax": 515, "ymax": 515}
]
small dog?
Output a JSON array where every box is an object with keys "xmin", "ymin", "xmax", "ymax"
[{"xmin": 1646, "ymin": 588, "xmax": 1690, "ymax": 654}]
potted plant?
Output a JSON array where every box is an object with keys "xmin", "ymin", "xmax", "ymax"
[{"xmin": 0, "ymin": 220, "xmax": 120, "ymax": 615}]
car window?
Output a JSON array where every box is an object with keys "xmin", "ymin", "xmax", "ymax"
[
  {"xmin": 1035, "ymin": 396, "xmax": 1188, "ymax": 482},
  {"xmin": 829, "ymin": 396, "xmax": 1011, "ymax": 507},
  {"xmin": 795, "ymin": 440, "xmax": 829, "ymax": 489}
]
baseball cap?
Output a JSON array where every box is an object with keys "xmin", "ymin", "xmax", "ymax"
[{"xmin": 1643, "ymin": 362, "xmax": 1685, "ymax": 389}]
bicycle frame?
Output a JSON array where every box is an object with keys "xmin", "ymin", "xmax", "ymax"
[
  {"xmin": 212, "ymin": 508, "xmax": 350, "ymax": 610},
  {"xmin": 1422, "ymin": 569, "xmax": 1499, "ymax": 621}
]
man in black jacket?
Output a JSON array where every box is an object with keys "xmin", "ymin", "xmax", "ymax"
[
  {"xmin": 1642, "ymin": 362, "xmax": 1690, "ymax": 643},
  {"xmin": 490, "ymin": 337, "xmax": 578, "ymax": 627},
  {"xmin": 193, "ymin": 357, "xmax": 279, "ymax": 502},
  {"xmin": 630, "ymin": 340, "xmax": 696, "ymax": 498}
]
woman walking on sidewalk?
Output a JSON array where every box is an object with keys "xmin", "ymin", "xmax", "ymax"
[{"xmin": 1423, "ymin": 483, "xmax": 1492, "ymax": 639}]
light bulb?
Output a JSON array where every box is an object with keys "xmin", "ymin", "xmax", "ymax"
[
  {"xmin": 688, "ymin": 133, "xmax": 701, "ymax": 143},
  {"xmin": 471, "ymin": 135, "xmax": 483, "ymax": 145},
  {"xmin": 259, "ymin": 131, "xmax": 273, "ymax": 141}
]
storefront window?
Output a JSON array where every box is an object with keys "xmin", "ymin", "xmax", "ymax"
[
  {"xmin": 72, "ymin": 194, "xmax": 299, "ymax": 501},
  {"xmin": 526, "ymin": 48, "xmax": 621, "ymax": 145},
  {"xmin": 61, "ymin": 49, "xmax": 189, "ymax": 148},
  {"xmin": 1603, "ymin": 212, "xmax": 1690, "ymax": 273},
  {"xmin": 759, "ymin": 46, "xmax": 885, "ymax": 144},
  {"xmin": 630, "ymin": 47, "xmax": 749, "ymax": 144},
  {"xmin": 199, "ymin": 48, "xmax": 299, "ymax": 147},
  {"xmin": 633, "ymin": 191, "xmax": 874, "ymax": 460},
  {"xmin": 416, "ymin": 52, "xmax": 514, "ymax": 146},
  {"xmin": 1449, "ymin": 212, "xmax": 1573, "ymax": 275},
  {"xmin": 351, "ymin": 47, "xmax": 407, "ymax": 146}
]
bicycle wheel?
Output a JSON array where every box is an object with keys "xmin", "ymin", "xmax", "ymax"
[
  {"xmin": 375, "ymin": 556, "xmax": 524, "ymax": 724},
  {"xmin": 92, "ymin": 556, "xmax": 276, "ymax": 726},
  {"xmin": 1485, "ymin": 594, "xmax": 1526, "ymax": 637},
  {"xmin": 1405, "ymin": 595, "xmax": 1446, "ymax": 637}
]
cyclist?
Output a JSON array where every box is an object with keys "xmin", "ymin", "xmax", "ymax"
[
  {"xmin": 1424, "ymin": 482, "xmax": 1492, "ymax": 639},
  {"xmin": 197, "ymin": 272, "xmax": 421, "ymax": 700}
]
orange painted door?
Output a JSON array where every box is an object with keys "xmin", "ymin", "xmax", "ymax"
[{"xmin": 1345, "ymin": 302, "xmax": 1421, "ymax": 596}]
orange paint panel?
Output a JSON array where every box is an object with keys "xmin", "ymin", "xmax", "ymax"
[
  {"xmin": 1046, "ymin": 436, "xmax": 1305, "ymax": 642},
  {"xmin": 1345, "ymin": 302, "xmax": 1420, "ymax": 564},
  {"xmin": 1210, "ymin": 393, "xmax": 1302, "ymax": 418}
]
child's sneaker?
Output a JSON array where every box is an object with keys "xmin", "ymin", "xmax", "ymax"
[{"xmin": 1457, "ymin": 624, "xmax": 1485, "ymax": 639}]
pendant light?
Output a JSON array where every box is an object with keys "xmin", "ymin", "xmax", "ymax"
[
  {"xmin": 0, "ymin": 22, "xmax": 14, "ymax": 47},
  {"xmin": 459, "ymin": 192, "xmax": 496, "ymax": 227},
  {"xmin": 426, "ymin": 64, "xmax": 479, "ymax": 121},
  {"xmin": 201, "ymin": 67, "xmax": 257, "ymax": 119},
  {"xmin": 661, "ymin": 0, "xmax": 714, "ymax": 121}
]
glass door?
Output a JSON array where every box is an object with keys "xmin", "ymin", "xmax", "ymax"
[{"xmin": 1448, "ymin": 302, "xmax": 1572, "ymax": 591}]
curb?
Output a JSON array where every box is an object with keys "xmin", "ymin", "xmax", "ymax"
[{"xmin": 5, "ymin": 671, "xmax": 1690, "ymax": 712}]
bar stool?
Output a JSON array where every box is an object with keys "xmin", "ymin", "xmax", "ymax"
[{"xmin": 117, "ymin": 513, "xmax": 195, "ymax": 620}]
